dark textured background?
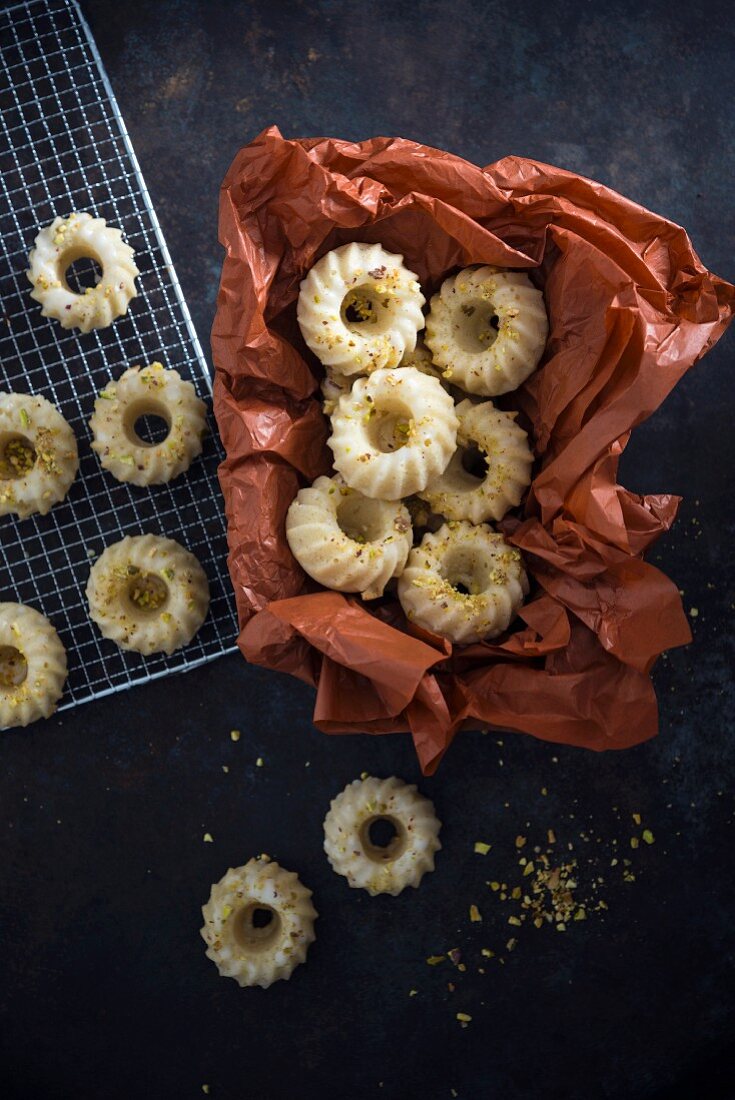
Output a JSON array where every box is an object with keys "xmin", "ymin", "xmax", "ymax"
[{"xmin": 2, "ymin": 2, "xmax": 734, "ymax": 1098}]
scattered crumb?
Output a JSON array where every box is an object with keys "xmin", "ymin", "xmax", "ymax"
[
  {"xmin": 256, "ymin": 757, "xmax": 264, "ymax": 767},
  {"xmin": 230, "ymin": 729, "xmax": 240, "ymax": 742},
  {"xmin": 469, "ymin": 905, "xmax": 482, "ymax": 923},
  {"xmin": 203, "ymin": 833, "xmax": 213, "ymax": 843}
]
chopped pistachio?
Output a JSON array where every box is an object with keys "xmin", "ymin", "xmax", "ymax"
[
  {"xmin": 474, "ymin": 841, "xmax": 491, "ymax": 855},
  {"xmin": 642, "ymin": 829, "xmax": 655, "ymax": 845}
]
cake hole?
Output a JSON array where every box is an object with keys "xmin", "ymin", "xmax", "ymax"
[
  {"xmin": 337, "ymin": 494, "xmax": 388, "ymax": 544},
  {"xmin": 133, "ymin": 414, "xmax": 170, "ymax": 445},
  {"xmin": 454, "ymin": 299, "xmax": 501, "ymax": 354},
  {"xmin": 359, "ymin": 815, "xmax": 407, "ymax": 863},
  {"xmin": 122, "ymin": 401, "xmax": 171, "ymax": 448},
  {"xmin": 459, "ymin": 443, "xmax": 488, "ymax": 480},
  {"xmin": 365, "ymin": 400, "xmax": 415, "ymax": 453},
  {"xmin": 368, "ymin": 818, "xmax": 398, "ymax": 848},
  {"xmin": 63, "ymin": 255, "xmax": 103, "ymax": 292},
  {"xmin": 440, "ymin": 546, "xmax": 490, "ymax": 597},
  {"xmin": 0, "ymin": 646, "xmax": 28, "ymax": 689},
  {"xmin": 344, "ymin": 291, "xmax": 376, "ymax": 324},
  {"xmin": 232, "ymin": 903, "xmax": 281, "ymax": 950},
  {"xmin": 251, "ymin": 907, "xmax": 274, "ymax": 929},
  {"xmin": 0, "ymin": 434, "xmax": 37, "ymax": 480},
  {"xmin": 126, "ymin": 571, "xmax": 169, "ymax": 614},
  {"xmin": 341, "ymin": 283, "xmax": 393, "ymax": 335}
]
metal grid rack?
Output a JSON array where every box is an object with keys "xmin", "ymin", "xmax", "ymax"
[{"xmin": 0, "ymin": 0, "xmax": 238, "ymax": 714}]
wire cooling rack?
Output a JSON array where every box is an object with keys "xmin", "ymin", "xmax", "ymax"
[{"xmin": 0, "ymin": 0, "xmax": 238, "ymax": 715}]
